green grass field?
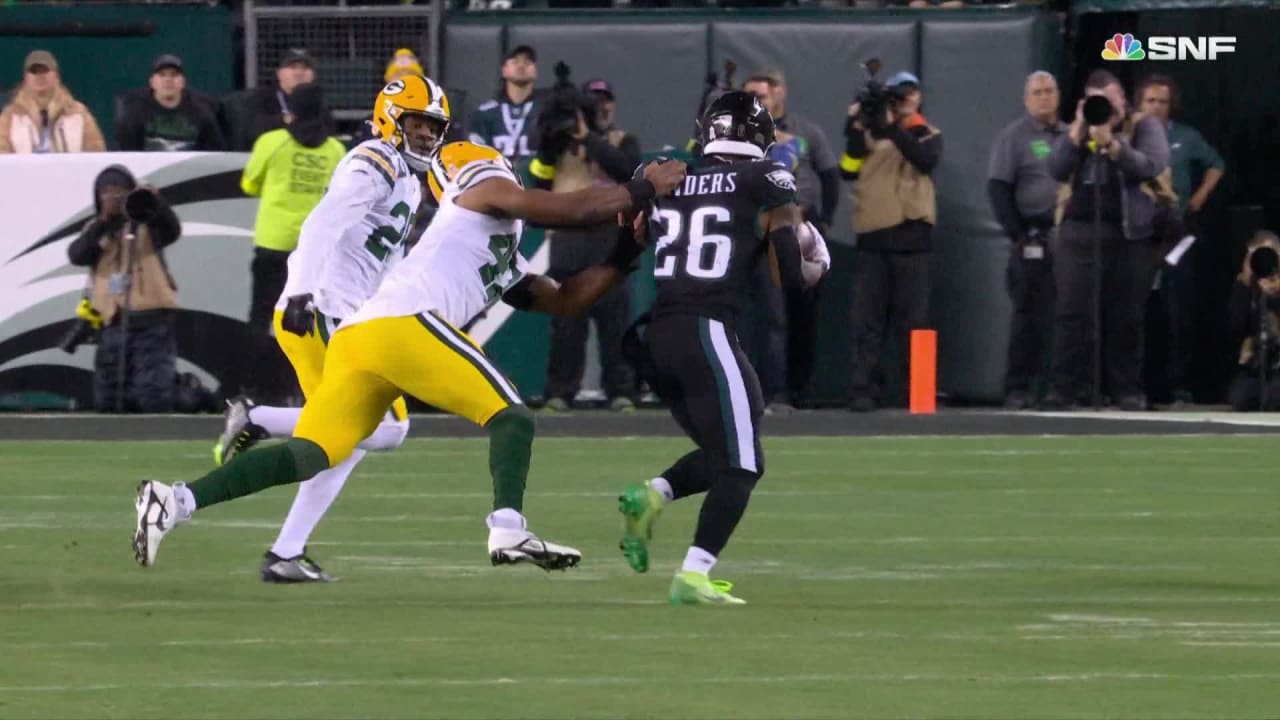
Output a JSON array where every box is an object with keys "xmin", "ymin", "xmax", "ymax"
[{"xmin": 1, "ymin": 434, "xmax": 1278, "ymax": 719}]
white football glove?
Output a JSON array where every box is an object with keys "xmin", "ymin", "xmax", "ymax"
[{"xmin": 797, "ymin": 221, "xmax": 831, "ymax": 287}]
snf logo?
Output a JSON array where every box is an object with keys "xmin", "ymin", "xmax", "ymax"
[{"xmin": 1101, "ymin": 33, "xmax": 1237, "ymax": 61}]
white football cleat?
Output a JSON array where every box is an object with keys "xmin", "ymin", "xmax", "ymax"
[
  {"xmin": 488, "ymin": 527, "xmax": 582, "ymax": 571},
  {"xmin": 133, "ymin": 480, "xmax": 178, "ymax": 567}
]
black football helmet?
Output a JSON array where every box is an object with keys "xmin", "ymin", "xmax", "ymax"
[{"xmin": 697, "ymin": 90, "xmax": 775, "ymax": 160}]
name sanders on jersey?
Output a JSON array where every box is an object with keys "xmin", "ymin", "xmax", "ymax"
[{"xmin": 671, "ymin": 171, "xmax": 738, "ymax": 198}]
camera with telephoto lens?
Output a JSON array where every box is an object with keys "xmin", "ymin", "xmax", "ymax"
[
  {"xmin": 1250, "ymin": 245, "xmax": 1279, "ymax": 282},
  {"xmin": 1083, "ymin": 95, "xmax": 1115, "ymax": 127},
  {"xmin": 124, "ymin": 188, "xmax": 159, "ymax": 223},
  {"xmin": 853, "ymin": 58, "xmax": 907, "ymax": 131},
  {"xmin": 536, "ymin": 61, "xmax": 601, "ymax": 153}
]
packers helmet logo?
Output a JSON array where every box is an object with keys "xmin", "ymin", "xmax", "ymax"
[{"xmin": 382, "ymin": 79, "xmax": 406, "ymax": 96}]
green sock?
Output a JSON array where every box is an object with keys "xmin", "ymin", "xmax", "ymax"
[
  {"xmin": 187, "ymin": 438, "xmax": 330, "ymax": 510},
  {"xmin": 487, "ymin": 405, "xmax": 534, "ymax": 512}
]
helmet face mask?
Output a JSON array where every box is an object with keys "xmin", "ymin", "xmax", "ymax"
[{"xmin": 373, "ymin": 76, "xmax": 450, "ymax": 171}]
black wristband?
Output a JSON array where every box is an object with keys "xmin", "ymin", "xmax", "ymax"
[
  {"xmin": 625, "ymin": 179, "xmax": 656, "ymax": 207},
  {"xmin": 606, "ymin": 224, "xmax": 644, "ymax": 272}
]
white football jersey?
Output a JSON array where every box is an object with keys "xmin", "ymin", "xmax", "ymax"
[
  {"xmin": 276, "ymin": 139, "xmax": 423, "ymax": 319},
  {"xmin": 346, "ymin": 159, "xmax": 527, "ymax": 330}
]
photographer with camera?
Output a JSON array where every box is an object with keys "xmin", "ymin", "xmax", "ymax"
[
  {"xmin": 66, "ymin": 165, "xmax": 182, "ymax": 413},
  {"xmin": 841, "ymin": 67, "xmax": 943, "ymax": 412},
  {"xmin": 1227, "ymin": 231, "xmax": 1280, "ymax": 411},
  {"xmin": 531, "ymin": 67, "xmax": 642, "ymax": 411},
  {"xmin": 988, "ymin": 71, "xmax": 1068, "ymax": 409},
  {"xmin": 1044, "ymin": 69, "xmax": 1170, "ymax": 411}
]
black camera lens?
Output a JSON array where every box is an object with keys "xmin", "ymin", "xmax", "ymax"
[
  {"xmin": 1083, "ymin": 95, "xmax": 1113, "ymax": 126},
  {"xmin": 1250, "ymin": 245, "xmax": 1279, "ymax": 279},
  {"xmin": 125, "ymin": 189, "xmax": 159, "ymax": 223}
]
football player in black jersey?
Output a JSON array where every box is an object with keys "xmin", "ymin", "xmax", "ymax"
[{"xmin": 617, "ymin": 91, "xmax": 830, "ymax": 605}]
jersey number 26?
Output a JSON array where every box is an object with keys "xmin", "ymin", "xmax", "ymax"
[{"xmin": 653, "ymin": 207, "xmax": 732, "ymax": 281}]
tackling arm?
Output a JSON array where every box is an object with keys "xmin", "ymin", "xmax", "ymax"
[
  {"xmin": 457, "ymin": 160, "xmax": 686, "ymax": 228},
  {"xmin": 502, "ymin": 213, "xmax": 647, "ymax": 317}
]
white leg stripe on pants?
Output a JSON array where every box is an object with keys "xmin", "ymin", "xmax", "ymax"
[
  {"xmin": 419, "ymin": 312, "xmax": 523, "ymax": 404},
  {"xmin": 707, "ymin": 319, "xmax": 758, "ymax": 473}
]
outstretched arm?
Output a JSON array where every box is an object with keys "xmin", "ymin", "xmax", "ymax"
[
  {"xmin": 457, "ymin": 161, "xmax": 686, "ymax": 228},
  {"xmin": 502, "ymin": 213, "xmax": 648, "ymax": 317}
]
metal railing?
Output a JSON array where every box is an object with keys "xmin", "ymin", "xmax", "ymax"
[{"xmin": 243, "ymin": 0, "xmax": 443, "ymax": 116}]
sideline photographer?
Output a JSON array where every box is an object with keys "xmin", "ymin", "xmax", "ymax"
[
  {"xmin": 1227, "ymin": 231, "xmax": 1280, "ymax": 411},
  {"xmin": 66, "ymin": 165, "xmax": 182, "ymax": 413},
  {"xmin": 1045, "ymin": 69, "xmax": 1170, "ymax": 411},
  {"xmin": 531, "ymin": 66, "xmax": 642, "ymax": 411},
  {"xmin": 841, "ymin": 66, "xmax": 943, "ymax": 411}
]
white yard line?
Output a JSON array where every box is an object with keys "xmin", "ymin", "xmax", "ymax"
[{"xmin": 2, "ymin": 671, "xmax": 1278, "ymax": 694}]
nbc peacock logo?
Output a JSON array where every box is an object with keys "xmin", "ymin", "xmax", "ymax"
[{"xmin": 1102, "ymin": 33, "xmax": 1146, "ymax": 61}]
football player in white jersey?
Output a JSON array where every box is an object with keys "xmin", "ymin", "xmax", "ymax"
[
  {"xmin": 211, "ymin": 75, "xmax": 448, "ymax": 582},
  {"xmin": 134, "ymin": 142, "xmax": 686, "ymax": 573}
]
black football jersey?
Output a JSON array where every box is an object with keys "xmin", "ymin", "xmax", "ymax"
[{"xmin": 648, "ymin": 156, "xmax": 797, "ymax": 323}]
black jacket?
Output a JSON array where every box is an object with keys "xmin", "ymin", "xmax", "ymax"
[
  {"xmin": 116, "ymin": 89, "xmax": 225, "ymax": 152},
  {"xmin": 244, "ymin": 83, "xmax": 336, "ymax": 151}
]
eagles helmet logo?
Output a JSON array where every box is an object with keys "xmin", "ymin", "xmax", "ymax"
[{"xmin": 765, "ymin": 169, "xmax": 796, "ymax": 192}]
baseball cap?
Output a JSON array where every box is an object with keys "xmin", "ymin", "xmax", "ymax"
[
  {"xmin": 887, "ymin": 71, "xmax": 921, "ymax": 89},
  {"xmin": 505, "ymin": 45, "xmax": 537, "ymax": 63},
  {"xmin": 583, "ymin": 78, "xmax": 614, "ymax": 99},
  {"xmin": 280, "ymin": 48, "xmax": 315, "ymax": 69},
  {"xmin": 384, "ymin": 48, "xmax": 424, "ymax": 83},
  {"xmin": 24, "ymin": 50, "xmax": 57, "ymax": 73},
  {"xmin": 152, "ymin": 54, "xmax": 184, "ymax": 74}
]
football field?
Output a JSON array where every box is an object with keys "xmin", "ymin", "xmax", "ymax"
[{"xmin": 1, "ymin": 432, "xmax": 1278, "ymax": 719}]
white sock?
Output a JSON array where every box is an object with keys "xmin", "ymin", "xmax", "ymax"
[
  {"xmin": 356, "ymin": 416, "xmax": 410, "ymax": 452},
  {"xmin": 247, "ymin": 405, "xmax": 301, "ymax": 437},
  {"xmin": 486, "ymin": 507, "xmax": 527, "ymax": 530},
  {"xmin": 172, "ymin": 482, "xmax": 196, "ymax": 522},
  {"xmin": 270, "ymin": 448, "xmax": 365, "ymax": 558},
  {"xmin": 648, "ymin": 477, "xmax": 674, "ymax": 503},
  {"xmin": 681, "ymin": 546, "xmax": 717, "ymax": 575}
]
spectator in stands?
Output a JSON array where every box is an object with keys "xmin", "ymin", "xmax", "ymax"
[
  {"xmin": 241, "ymin": 83, "xmax": 343, "ymax": 339},
  {"xmin": 245, "ymin": 49, "xmax": 329, "ymax": 147},
  {"xmin": 0, "ymin": 50, "xmax": 105, "ymax": 154},
  {"xmin": 535, "ymin": 78, "xmax": 641, "ymax": 411},
  {"xmin": 67, "ymin": 166, "xmax": 182, "ymax": 412},
  {"xmin": 1226, "ymin": 230, "xmax": 1280, "ymax": 411},
  {"xmin": 1137, "ymin": 73, "xmax": 1225, "ymax": 405},
  {"xmin": 469, "ymin": 45, "xmax": 540, "ymax": 161},
  {"xmin": 987, "ymin": 70, "xmax": 1067, "ymax": 409},
  {"xmin": 743, "ymin": 68, "xmax": 839, "ymax": 413},
  {"xmin": 1044, "ymin": 69, "xmax": 1169, "ymax": 411},
  {"xmin": 385, "ymin": 48, "xmax": 425, "ymax": 84},
  {"xmin": 117, "ymin": 54, "xmax": 225, "ymax": 152},
  {"xmin": 842, "ymin": 71, "xmax": 943, "ymax": 412}
]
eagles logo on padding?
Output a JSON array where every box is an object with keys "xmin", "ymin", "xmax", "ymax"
[{"xmin": 765, "ymin": 169, "xmax": 796, "ymax": 192}]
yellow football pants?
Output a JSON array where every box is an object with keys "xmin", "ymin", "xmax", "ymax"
[
  {"xmin": 293, "ymin": 312, "xmax": 522, "ymax": 466},
  {"xmin": 272, "ymin": 310, "xmax": 408, "ymax": 422}
]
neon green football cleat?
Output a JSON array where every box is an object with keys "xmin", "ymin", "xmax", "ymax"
[
  {"xmin": 668, "ymin": 571, "xmax": 746, "ymax": 606},
  {"xmin": 617, "ymin": 484, "xmax": 665, "ymax": 573}
]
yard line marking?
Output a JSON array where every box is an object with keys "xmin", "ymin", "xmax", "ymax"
[
  {"xmin": 1180, "ymin": 641, "xmax": 1280, "ymax": 647},
  {"xmin": 0, "ymin": 631, "xmax": 809, "ymax": 652},
  {"xmin": 3, "ymin": 672, "xmax": 1280, "ymax": 693}
]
